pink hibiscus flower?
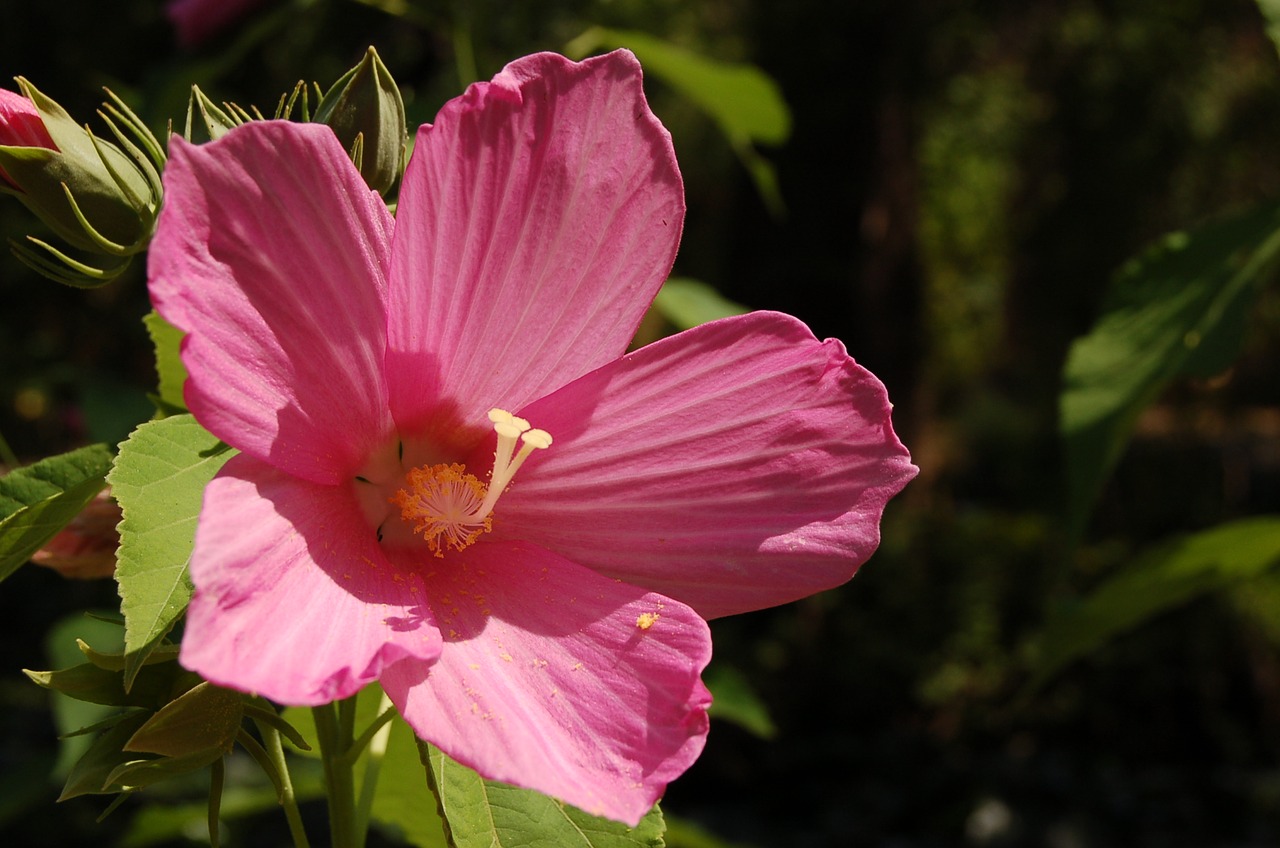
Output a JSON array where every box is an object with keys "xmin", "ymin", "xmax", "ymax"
[
  {"xmin": 148, "ymin": 50, "xmax": 916, "ymax": 823},
  {"xmin": 0, "ymin": 87, "xmax": 57, "ymax": 187}
]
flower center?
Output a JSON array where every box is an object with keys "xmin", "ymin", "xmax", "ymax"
[{"xmin": 390, "ymin": 408, "xmax": 552, "ymax": 557}]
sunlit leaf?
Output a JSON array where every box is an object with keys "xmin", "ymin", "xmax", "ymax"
[
  {"xmin": 1060, "ymin": 200, "xmax": 1280, "ymax": 536},
  {"xmin": 109, "ymin": 415, "xmax": 234, "ymax": 688},
  {"xmin": 425, "ymin": 742, "xmax": 665, "ymax": 848},
  {"xmin": 0, "ymin": 444, "xmax": 113, "ymax": 582},
  {"xmin": 1026, "ymin": 517, "xmax": 1280, "ymax": 691},
  {"xmin": 653, "ymin": 277, "xmax": 750, "ymax": 331},
  {"xmin": 143, "ymin": 311, "xmax": 188, "ymax": 413}
]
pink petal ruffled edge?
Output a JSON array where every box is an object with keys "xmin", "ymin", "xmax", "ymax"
[{"xmin": 489, "ymin": 310, "xmax": 918, "ymax": 619}]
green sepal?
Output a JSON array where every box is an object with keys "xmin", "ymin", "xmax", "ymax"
[
  {"xmin": 58, "ymin": 710, "xmax": 151, "ymax": 799},
  {"xmin": 1, "ymin": 78, "xmax": 155, "ymax": 253},
  {"xmin": 103, "ymin": 746, "xmax": 226, "ymax": 794},
  {"xmin": 24, "ymin": 658, "xmax": 196, "ymax": 709},
  {"xmin": 77, "ymin": 638, "xmax": 181, "ymax": 672},
  {"xmin": 183, "ymin": 85, "xmax": 246, "ymax": 142},
  {"xmin": 314, "ymin": 46, "xmax": 407, "ymax": 195},
  {"xmin": 124, "ymin": 681, "xmax": 244, "ymax": 758}
]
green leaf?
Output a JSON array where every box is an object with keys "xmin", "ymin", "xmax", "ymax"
[
  {"xmin": 653, "ymin": 278, "xmax": 750, "ymax": 331},
  {"xmin": 567, "ymin": 27, "xmax": 790, "ymax": 213},
  {"xmin": 664, "ymin": 815, "xmax": 758, "ymax": 848},
  {"xmin": 1026, "ymin": 517, "xmax": 1280, "ymax": 691},
  {"xmin": 371, "ymin": 713, "xmax": 449, "ymax": 848},
  {"xmin": 426, "ymin": 742, "xmax": 665, "ymax": 848},
  {"xmin": 109, "ymin": 415, "xmax": 234, "ymax": 687},
  {"xmin": 0, "ymin": 444, "xmax": 113, "ymax": 582},
  {"xmin": 1257, "ymin": 0, "xmax": 1280, "ymax": 60},
  {"xmin": 143, "ymin": 311, "xmax": 188, "ymax": 413},
  {"xmin": 1060, "ymin": 200, "xmax": 1280, "ymax": 536},
  {"xmin": 569, "ymin": 27, "xmax": 789, "ymax": 146},
  {"xmin": 704, "ymin": 664, "xmax": 776, "ymax": 739}
]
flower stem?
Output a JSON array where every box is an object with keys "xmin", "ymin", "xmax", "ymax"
[
  {"xmin": 254, "ymin": 716, "xmax": 311, "ymax": 848},
  {"xmin": 314, "ymin": 701, "xmax": 358, "ymax": 848},
  {"xmin": 353, "ymin": 691, "xmax": 395, "ymax": 848}
]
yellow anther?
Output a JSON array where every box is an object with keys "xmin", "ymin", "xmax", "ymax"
[
  {"xmin": 390, "ymin": 409, "xmax": 552, "ymax": 557},
  {"xmin": 391, "ymin": 464, "xmax": 491, "ymax": 557}
]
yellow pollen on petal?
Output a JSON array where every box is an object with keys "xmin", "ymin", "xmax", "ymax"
[{"xmin": 390, "ymin": 408, "xmax": 552, "ymax": 557}]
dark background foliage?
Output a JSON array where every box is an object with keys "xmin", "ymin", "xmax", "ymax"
[{"xmin": 3, "ymin": 0, "xmax": 1280, "ymax": 845}]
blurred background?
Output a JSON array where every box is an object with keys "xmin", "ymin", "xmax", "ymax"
[{"xmin": 3, "ymin": 0, "xmax": 1280, "ymax": 845}]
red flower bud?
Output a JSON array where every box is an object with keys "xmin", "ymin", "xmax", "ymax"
[{"xmin": 0, "ymin": 87, "xmax": 57, "ymax": 187}]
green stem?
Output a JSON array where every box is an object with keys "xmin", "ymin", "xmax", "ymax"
[
  {"xmin": 353, "ymin": 692, "xmax": 396, "ymax": 848},
  {"xmin": 208, "ymin": 758, "xmax": 224, "ymax": 848},
  {"xmin": 315, "ymin": 701, "xmax": 358, "ymax": 848},
  {"xmin": 254, "ymin": 717, "xmax": 311, "ymax": 848}
]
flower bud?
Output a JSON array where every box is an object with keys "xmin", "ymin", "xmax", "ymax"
[
  {"xmin": 314, "ymin": 47, "xmax": 406, "ymax": 195},
  {"xmin": 30, "ymin": 489, "xmax": 121, "ymax": 579},
  {"xmin": 0, "ymin": 79, "xmax": 157, "ymax": 257}
]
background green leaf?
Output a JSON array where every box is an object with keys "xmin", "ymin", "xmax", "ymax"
[
  {"xmin": 0, "ymin": 444, "xmax": 113, "ymax": 582},
  {"xmin": 108, "ymin": 415, "xmax": 233, "ymax": 688},
  {"xmin": 426, "ymin": 741, "xmax": 665, "ymax": 848},
  {"xmin": 1025, "ymin": 517, "xmax": 1280, "ymax": 691},
  {"xmin": 703, "ymin": 663, "xmax": 775, "ymax": 739},
  {"xmin": 142, "ymin": 311, "xmax": 188, "ymax": 413},
  {"xmin": 1257, "ymin": 0, "xmax": 1280, "ymax": 59},
  {"xmin": 1059, "ymin": 200, "xmax": 1280, "ymax": 535},
  {"xmin": 653, "ymin": 278, "xmax": 750, "ymax": 331}
]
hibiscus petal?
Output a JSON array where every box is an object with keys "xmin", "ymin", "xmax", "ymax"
[
  {"xmin": 181, "ymin": 453, "xmax": 442, "ymax": 705},
  {"xmin": 385, "ymin": 50, "xmax": 683, "ymax": 436},
  {"xmin": 0, "ymin": 88, "xmax": 56, "ymax": 149},
  {"xmin": 489, "ymin": 310, "xmax": 919, "ymax": 619},
  {"xmin": 149, "ymin": 123, "xmax": 396, "ymax": 484},
  {"xmin": 382, "ymin": 539, "xmax": 710, "ymax": 826}
]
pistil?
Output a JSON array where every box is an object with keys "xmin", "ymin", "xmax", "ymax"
[{"xmin": 391, "ymin": 408, "xmax": 552, "ymax": 556}]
